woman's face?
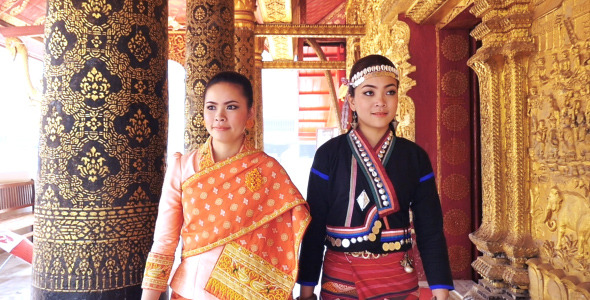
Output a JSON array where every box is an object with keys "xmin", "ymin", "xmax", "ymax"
[
  {"xmin": 203, "ymin": 82, "xmax": 252, "ymax": 146},
  {"xmin": 349, "ymin": 74, "xmax": 399, "ymax": 133}
]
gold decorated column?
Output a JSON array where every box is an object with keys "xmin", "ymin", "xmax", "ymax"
[
  {"xmin": 253, "ymin": 36, "xmax": 265, "ymax": 149},
  {"xmin": 234, "ymin": 0, "xmax": 260, "ymax": 148},
  {"xmin": 467, "ymin": 49, "xmax": 509, "ymax": 290},
  {"xmin": 466, "ymin": 0, "xmax": 537, "ymax": 298},
  {"xmin": 502, "ymin": 49, "xmax": 537, "ymax": 292},
  {"xmin": 34, "ymin": 0, "xmax": 168, "ymax": 298},
  {"xmin": 185, "ymin": 0, "xmax": 235, "ymax": 151}
]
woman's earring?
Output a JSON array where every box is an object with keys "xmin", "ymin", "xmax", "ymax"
[
  {"xmin": 391, "ymin": 118, "xmax": 398, "ymax": 131},
  {"xmin": 351, "ymin": 111, "xmax": 358, "ymax": 129},
  {"xmin": 246, "ymin": 119, "xmax": 254, "ymax": 129}
]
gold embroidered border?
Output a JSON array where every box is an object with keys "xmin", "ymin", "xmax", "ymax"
[
  {"xmin": 205, "ymin": 242, "xmax": 293, "ymax": 300},
  {"xmin": 180, "ymin": 199, "xmax": 308, "ymax": 258},
  {"xmin": 181, "ymin": 150, "xmax": 262, "ymax": 191},
  {"xmin": 142, "ymin": 252, "xmax": 175, "ymax": 292}
]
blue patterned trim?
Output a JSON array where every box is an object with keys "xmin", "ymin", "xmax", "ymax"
[
  {"xmin": 311, "ymin": 168, "xmax": 329, "ymax": 180},
  {"xmin": 430, "ymin": 284, "xmax": 454, "ymax": 290},
  {"xmin": 419, "ymin": 172, "xmax": 434, "ymax": 182}
]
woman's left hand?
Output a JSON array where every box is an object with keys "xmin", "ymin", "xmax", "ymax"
[{"xmin": 431, "ymin": 288, "xmax": 450, "ymax": 300}]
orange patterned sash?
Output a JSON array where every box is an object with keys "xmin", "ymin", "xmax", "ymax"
[{"xmin": 180, "ymin": 150, "xmax": 310, "ymax": 299}]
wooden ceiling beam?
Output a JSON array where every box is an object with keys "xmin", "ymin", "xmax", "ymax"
[{"xmin": 0, "ymin": 25, "xmax": 44, "ymax": 38}]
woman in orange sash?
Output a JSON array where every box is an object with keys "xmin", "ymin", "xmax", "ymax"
[{"xmin": 141, "ymin": 72, "xmax": 310, "ymax": 300}]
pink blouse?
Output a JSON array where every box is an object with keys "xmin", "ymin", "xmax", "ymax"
[{"xmin": 148, "ymin": 150, "xmax": 221, "ymax": 299}]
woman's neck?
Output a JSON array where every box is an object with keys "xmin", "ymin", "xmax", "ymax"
[
  {"xmin": 357, "ymin": 126, "xmax": 389, "ymax": 148},
  {"xmin": 211, "ymin": 137, "xmax": 244, "ymax": 162}
]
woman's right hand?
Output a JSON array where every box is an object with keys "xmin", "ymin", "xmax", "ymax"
[{"xmin": 140, "ymin": 289, "xmax": 162, "ymax": 300}]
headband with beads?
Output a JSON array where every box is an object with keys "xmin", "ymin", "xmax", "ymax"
[{"xmin": 347, "ymin": 64, "xmax": 399, "ymax": 88}]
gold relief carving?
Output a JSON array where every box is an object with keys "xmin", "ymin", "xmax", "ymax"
[
  {"xmin": 395, "ymin": 95, "xmax": 415, "ymax": 141},
  {"xmin": 467, "ymin": 54, "xmax": 505, "ymax": 254},
  {"xmin": 435, "ymin": 0, "xmax": 475, "ymax": 30},
  {"xmin": 405, "ymin": 0, "xmax": 448, "ymax": 24},
  {"xmin": 472, "ymin": 255, "xmax": 509, "ymax": 283},
  {"xmin": 254, "ymin": 24, "xmax": 365, "ymax": 38},
  {"xmin": 442, "ymin": 104, "xmax": 469, "ymax": 131},
  {"xmin": 502, "ymin": 265, "xmax": 531, "ymax": 291},
  {"xmin": 442, "ymin": 70, "xmax": 468, "ymax": 97},
  {"xmin": 503, "ymin": 52, "xmax": 535, "ymax": 263},
  {"xmin": 529, "ymin": 11, "xmax": 590, "ymax": 295},
  {"xmin": 528, "ymin": 259, "xmax": 590, "ymax": 300},
  {"xmin": 535, "ymin": 185, "xmax": 590, "ymax": 265},
  {"xmin": 442, "ymin": 34, "xmax": 469, "ymax": 62},
  {"xmin": 80, "ymin": 67, "xmax": 111, "ymax": 102},
  {"xmin": 442, "ymin": 173, "xmax": 469, "ymax": 201}
]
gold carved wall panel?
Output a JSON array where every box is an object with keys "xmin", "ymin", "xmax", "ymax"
[{"xmin": 526, "ymin": 0, "xmax": 590, "ymax": 297}]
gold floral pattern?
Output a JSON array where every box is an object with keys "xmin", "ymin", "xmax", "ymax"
[
  {"xmin": 45, "ymin": 107, "xmax": 65, "ymax": 142},
  {"xmin": 77, "ymin": 146, "xmax": 110, "ymax": 182},
  {"xmin": 48, "ymin": 28, "xmax": 68, "ymax": 60},
  {"xmin": 82, "ymin": 0, "xmax": 112, "ymax": 19},
  {"xmin": 128, "ymin": 30, "xmax": 151, "ymax": 62},
  {"xmin": 126, "ymin": 109, "xmax": 151, "ymax": 143},
  {"xmin": 80, "ymin": 67, "xmax": 111, "ymax": 102},
  {"xmin": 35, "ymin": 0, "xmax": 168, "ymax": 295}
]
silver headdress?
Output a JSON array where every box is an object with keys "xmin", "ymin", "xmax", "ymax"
[{"xmin": 349, "ymin": 64, "xmax": 399, "ymax": 88}]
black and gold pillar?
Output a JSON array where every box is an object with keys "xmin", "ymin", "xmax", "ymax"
[
  {"xmin": 34, "ymin": 1, "xmax": 168, "ymax": 298},
  {"xmin": 234, "ymin": 0, "xmax": 261, "ymax": 148},
  {"xmin": 184, "ymin": 0, "xmax": 235, "ymax": 151}
]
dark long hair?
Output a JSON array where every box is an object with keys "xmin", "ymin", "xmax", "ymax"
[{"xmin": 204, "ymin": 71, "xmax": 254, "ymax": 109}]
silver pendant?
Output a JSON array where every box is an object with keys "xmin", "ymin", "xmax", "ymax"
[{"xmin": 401, "ymin": 251, "xmax": 414, "ymax": 273}]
